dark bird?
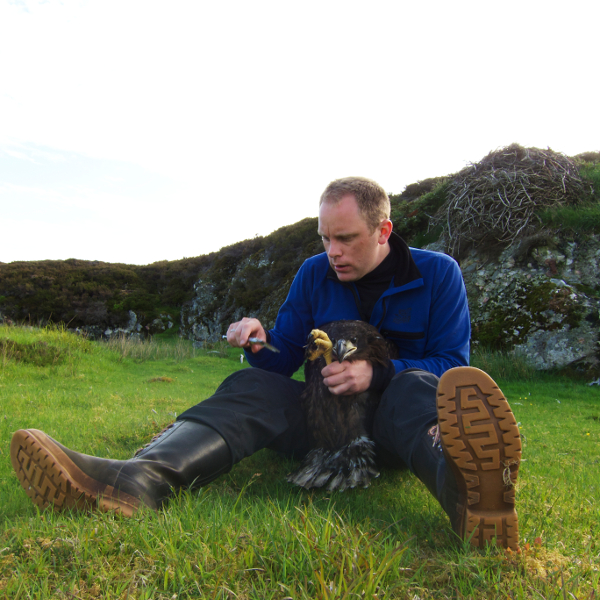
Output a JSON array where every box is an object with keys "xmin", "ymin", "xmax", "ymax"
[{"xmin": 287, "ymin": 320, "xmax": 398, "ymax": 491}]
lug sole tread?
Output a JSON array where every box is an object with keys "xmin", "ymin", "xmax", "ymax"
[
  {"xmin": 437, "ymin": 367, "xmax": 521, "ymax": 550},
  {"xmin": 10, "ymin": 429, "xmax": 139, "ymax": 516}
]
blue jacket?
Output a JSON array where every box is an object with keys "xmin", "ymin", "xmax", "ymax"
[{"xmin": 246, "ymin": 235, "xmax": 470, "ymax": 378}]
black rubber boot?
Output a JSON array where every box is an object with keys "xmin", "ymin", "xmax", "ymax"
[
  {"xmin": 411, "ymin": 367, "xmax": 522, "ymax": 550},
  {"xmin": 410, "ymin": 422, "xmax": 464, "ymax": 534},
  {"xmin": 10, "ymin": 420, "xmax": 232, "ymax": 515}
]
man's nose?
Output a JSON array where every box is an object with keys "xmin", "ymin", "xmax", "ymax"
[{"xmin": 327, "ymin": 240, "xmax": 342, "ymax": 258}]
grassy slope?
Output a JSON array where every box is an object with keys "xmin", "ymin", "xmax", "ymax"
[{"xmin": 0, "ymin": 326, "xmax": 599, "ymax": 598}]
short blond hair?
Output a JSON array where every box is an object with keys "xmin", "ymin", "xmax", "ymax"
[{"xmin": 320, "ymin": 176, "xmax": 391, "ymax": 232}]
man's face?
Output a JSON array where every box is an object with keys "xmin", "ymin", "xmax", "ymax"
[{"xmin": 318, "ymin": 194, "xmax": 391, "ymax": 282}]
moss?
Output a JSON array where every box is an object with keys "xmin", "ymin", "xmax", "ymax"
[
  {"xmin": 538, "ymin": 204, "xmax": 600, "ymax": 233},
  {"xmin": 412, "ymin": 225, "xmax": 443, "ymax": 249},
  {"xmin": 572, "ymin": 282, "xmax": 600, "ymax": 299},
  {"xmin": 390, "ymin": 182, "xmax": 448, "ymax": 245},
  {"xmin": 472, "ymin": 280, "xmax": 585, "ymax": 350},
  {"xmin": 580, "ymin": 162, "xmax": 600, "ymax": 201},
  {"xmin": 0, "ymin": 338, "xmax": 66, "ymax": 366}
]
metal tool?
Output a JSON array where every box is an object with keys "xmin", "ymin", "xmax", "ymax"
[
  {"xmin": 222, "ymin": 335, "xmax": 280, "ymax": 353},
  {"xmin": 248, "ymin": 337, "xmax": 280, "ymax": 353}
]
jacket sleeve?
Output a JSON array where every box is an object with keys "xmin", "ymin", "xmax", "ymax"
[
  {"xmin": 244, "ymin": 260, "xmax": 315, "ymax": 377},
  {"xmin": 391, "ymin": 258, "xmax": 470, "ymax": 377}
]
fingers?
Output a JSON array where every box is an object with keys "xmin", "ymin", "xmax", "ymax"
[
  {"xmin": 321, "ymin": 360, "xmax": 373, "ymax": 395},
  {"xmin": 226, "ymin": 318, "xmax": 266, "ymax": 353}
]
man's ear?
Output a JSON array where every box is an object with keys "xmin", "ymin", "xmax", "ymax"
[{"xmin": 377, "ymin": 219, "xmax": 393, "ymax": 245}]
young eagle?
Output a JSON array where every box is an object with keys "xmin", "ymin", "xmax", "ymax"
[{"xmin": 287, "ymin": 320, "xmax": 398, "ymax": 491}]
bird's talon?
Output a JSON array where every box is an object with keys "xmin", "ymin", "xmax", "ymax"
[{"xmin": 306, "ymin": 329, "xmax": 334, "ymax": 364}]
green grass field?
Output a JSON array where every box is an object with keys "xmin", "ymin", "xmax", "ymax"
[{"xmin": 0, "ymin": 325, "xmax": 599, "ymax": 598}]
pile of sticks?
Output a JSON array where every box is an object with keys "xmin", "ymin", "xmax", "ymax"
[{"xmin": 441, "ymin": 144, "xmax": 590, "ymax": 256}]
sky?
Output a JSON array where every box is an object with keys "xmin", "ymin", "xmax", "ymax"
[{"xmin": 1, "ymin": 0, "xmax": 598, "ymax": 266}]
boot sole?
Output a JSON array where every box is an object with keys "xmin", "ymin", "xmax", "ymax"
[
  {"xmin": 436, "ymin": 367, "xmax": 521, "ymax": 550},
  {"xmin": 10, "ymin": 429, "xmax": 140, "ymax": 517}
]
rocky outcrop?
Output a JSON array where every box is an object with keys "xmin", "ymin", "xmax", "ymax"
[
  {"xmin": 180, "ymin": 218, "xmax": 321, "ymax": 347},
  {"xmin": 147, "ymin": 313, "xmax": 175, "ymax": 334},
  {"xmin": 71, "ymin": 310, "xmax": 175, "ymax": 340},
  {"xmin": 181, "ymin": 279, "xmax": 234, "ymax": 346},
  {"xmin": 181, "ymin": 230, "xmax": 600, "ymax": 375},
  {"xmin": 457, "ymin": 233, "xmax": 600, "ymax": 374},
  {"xmin": 180, "ymin": 251, "xmax": 296, "ymax": 347}
]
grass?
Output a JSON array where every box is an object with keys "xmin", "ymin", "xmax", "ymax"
[
  {"xmin": 471, "ymin": 347, "xmax": 539, "ymax": 382},
  {"xmin": 538, "ymin": 202, "xmax": 600, "ymax": 233},
  {"xmin": 100, "ymin": 332, "xmax": 200, "ymax": 363},
  {"xmin": 533, "ymin": 162, "xmax": 600, "ymax": 233},
  {"xmin": 580, "ymin": 163, "xmax": 600, "ymax": 201},
  {"xmin": 1, "ymin": 325, "xmax": 599, "ymax": 598}
]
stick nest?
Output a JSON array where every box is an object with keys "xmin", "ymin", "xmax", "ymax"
[{"xmin": 439, "ymin": 144, "xmax": 591, "ymax": 256}]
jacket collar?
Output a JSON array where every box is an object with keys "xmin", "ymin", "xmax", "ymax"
[{"xmin": 326, "ymin": 232, "xmax": 422, "ymax": 288}]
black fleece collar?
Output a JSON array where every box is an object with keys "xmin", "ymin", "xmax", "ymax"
[{"xmin": 326, "ymin": 232, "xmax": 422, "ymax": 288}]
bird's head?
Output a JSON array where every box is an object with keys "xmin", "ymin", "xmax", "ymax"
[{"xmin": 332, "ymin": 338, "xmax": 358, "ymax": 362}]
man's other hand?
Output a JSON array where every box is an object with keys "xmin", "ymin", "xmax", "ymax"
[{"xmin": 321, "ymin": 360, "xmax": 373, "ymax": 395}]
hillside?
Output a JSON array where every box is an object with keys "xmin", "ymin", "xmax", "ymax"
[
  {"xmin": 1, "ymin": 145, "xmax": 600, "ymax": 372},
  {"xmin": 0, "ymin": 218, "xmax": 322, "ymax": 336}
]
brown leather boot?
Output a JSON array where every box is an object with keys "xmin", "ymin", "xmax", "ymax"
[
  {"xmin": 411, "ymin": 367, "xmax": 522, "ymax": 549},
  {"xmin": 10, "ymin": 420, "xmax": 231, "ymax": 516}
]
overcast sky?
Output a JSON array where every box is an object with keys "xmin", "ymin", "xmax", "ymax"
[{"xmin": 1, "ymin": 0, "xmax": 598, "ymax": 265}]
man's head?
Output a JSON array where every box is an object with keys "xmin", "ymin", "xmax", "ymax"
[
  {"xmin": 318, "ymin": 177, "xmax": 393, "ymax": 282},
  {"xmin": 319, "ymin": 176, "xmax": 391, "ymax": 233}
]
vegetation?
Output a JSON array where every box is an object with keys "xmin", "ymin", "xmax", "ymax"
[
  {"xmin": 193, "ymin": 218, "xmax": 322, "ymax": 328},
  {"xmin": 389, "ymin": 151, "xmax": 600, "ymax": 253},
  {"xmin": 0, "ymin": 257, "xmax": 210, "ymax": 331},
  {"xmin": 440, "ymin": 145, "xmax": 591, "ymax": 256},
  {"xmin": 537, "ymin": 161, "xmax": 600, "ymax": 232},
  {"xmin": 1, "ymin": 147, "xmax": 599, "ymax": 347},
  {"xmin": 0, "ymin": 219, "xmax": 322, "ymax": 337},
  {"xmin": 538, "ymin": 202, "xmax": 600, "ymax": 233},
  {"xmin": 0, "ymin": 325, "xmax": 599, "ymax": 598},
  {"xmin": 535, "ymin": 154, "xmax": 600, "ymax": 232},
  {"xmin": 389, "ymin": 180, "xmax": 449, "ymax": 247}
]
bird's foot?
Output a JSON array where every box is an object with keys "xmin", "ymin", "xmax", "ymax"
[
  {"xmin": 287, "ymin": 436, "xmax": 379, "ymax": 491},
  {"xmin": 306, "ymin": 329, "xmax": 334, "ymax": 364}
]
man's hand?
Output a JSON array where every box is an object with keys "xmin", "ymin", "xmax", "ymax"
[
  {"xmin": 321, "ymin": 360, "xmax": 373, "ymax": 395},
  {"xmin": 226, "ymin": 317, "xmax": 267, "ymax": 354}
]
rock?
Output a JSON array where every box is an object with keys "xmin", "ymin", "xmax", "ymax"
[
  {"xmin": 147, "ymin": 313, "xmax": 175, "ymax": 334},
  {"xmin": 464, "ymin": 233, "xmax": 600, "ymax": 375},
  {"xmin": 514, "ymin": 322, "xmax": 598, "ymax": 370},
  {"xmin": 76, "ymin": 310, "xmax": 145, "ymax": 340}
]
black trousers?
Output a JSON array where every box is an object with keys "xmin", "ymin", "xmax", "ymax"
[{"xmin": 178, "ymin": 367, "xmax": 439, "ymax": 474}]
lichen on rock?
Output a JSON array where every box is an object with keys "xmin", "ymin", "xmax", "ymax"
[{"xmin": 458, "ymin": 233, "xmax": 600, "ymax": 375}]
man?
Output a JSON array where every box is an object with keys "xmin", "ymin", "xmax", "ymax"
[{"xmin": 10, "ymin": 177, "xmax": 521, "ymax": 549}]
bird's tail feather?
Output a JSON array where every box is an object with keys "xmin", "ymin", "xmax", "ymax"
[{"xmin": 287, "ymin": 436, "xmax": 379, "ymax": 491}]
